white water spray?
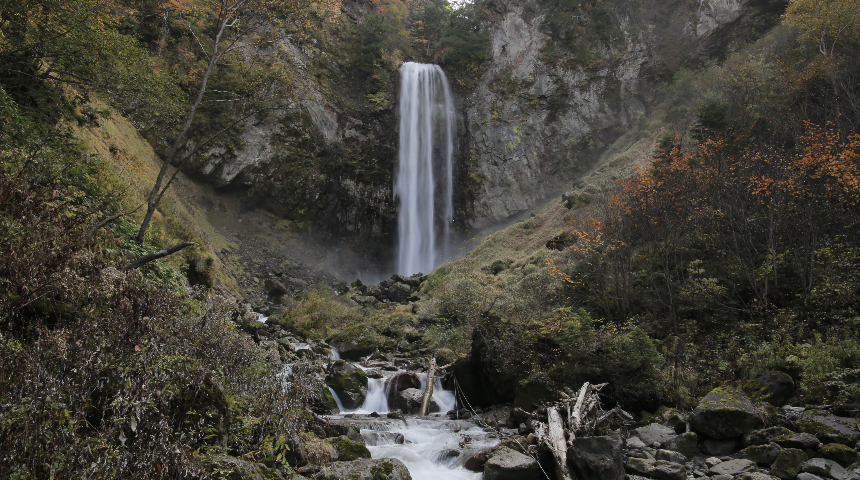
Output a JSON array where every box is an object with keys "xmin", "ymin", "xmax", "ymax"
[{"xmin": 396, "ymin": 62, "xmax": 455, "ymax": 276}]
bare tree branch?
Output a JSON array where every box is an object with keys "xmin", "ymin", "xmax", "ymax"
[{"xmin": 123, "ymin": 242, "xmax": 194, "ymax": 271}]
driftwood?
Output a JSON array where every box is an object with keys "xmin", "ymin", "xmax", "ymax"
[
  {"xmin": 123, "ymin": 242, "xmax": 194, "ymax": 271},
  {"xmin": 531, "ymin": 382, "xmax": 631, "ymax": 480}
]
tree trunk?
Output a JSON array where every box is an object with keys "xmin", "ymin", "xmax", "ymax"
[
  {"xmin": 123, "ymin": 242, "xmax": 194, "ymax": 271},
  {"xmin": 418, "ymin": 358, "xmax": 436, "ymax": 416},
  {"xmin": 546, "ymin": 407, "xmax": 574, "ymax": 480}
]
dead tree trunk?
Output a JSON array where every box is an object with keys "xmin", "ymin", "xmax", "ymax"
[
  {"xmin": 123, "ymin": 242, "xmax": 194, "ymax": 271},
  {"xmin": 546, "ymin": 407, "xmax": 574, "ymax": 480},
  {"xmin": 418, "ymin": 358, "xmax": 436, "ymax": 416}
]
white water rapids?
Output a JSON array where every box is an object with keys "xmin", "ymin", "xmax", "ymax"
[
  {"xmin": 328, "ymin": 358, "xmax": 499, "ymax": 479},
  {"xmin": 395, "ymin": 62, "xmax": 455, "ymax": 276}
]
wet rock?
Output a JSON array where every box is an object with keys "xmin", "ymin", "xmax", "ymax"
[
  {"xmin": 328, "ymin": 435, "xmax": 371, "ymax": 461},
  {"xmin": 818, "ymin": 443, "xmax": 859, "ymax": 467},
  {"xmin": 663, "ymin": 432, "xmax": 698, "ymax": 458},
  {"xmin": 365, "ymin": 368, "xmax": 384, "ymax": 379},
  {"xmin": 568, "ymin": 435, "xmax": 625, "ymax": 480},
  {"xmin": 314, "ymin": 387, "xmax": 340, "ymax": 415},
  {"xmin": 483, "ymin": 446, "xmax": 541, "ymax": 480},
  {"xmin": 743, "ymin": 372, "xmax": 796, "ymax": 406},
  {"xmin": 384, "ymin": 372, "xmax": 421, "ymax": 404},
  {"xmin": 797, "ymin": 474, "xmax": 826, "ymax": 480},
  {"xmin": 317, "ymin": 458, "xmax": 411, "ymax": 480},
  {"xmin": 745, "ymin": 428, "xmax": 794, "ymax": 447},
  {"xmin": 703, "ymin": 438, "xmax": 737, "ymax": 456},
  {"xmin": 771, "ymin": 448, "xmax": 810, "ymax": 480},
  {"xmin": 690, "ymin": 387, "xmax": 763, "ymax": 440},
  {"xmin": 708, "ymin": 459, "xmax": 758, "ymax": 476},
  {"xmin": 393, "ymin": 388, "xmax": 438, "ymax": 414},
  {"xmin": 739, "ymin": 443, "xmax": 783, "ymax": 465},
  {"xmin": 737, "ymin": 473, "xmax": 782, "ymax": 480},
  {"xmin": 436, "ymin": 449, "xmax": 461, "ymax": 462},
  {"xmin": 773, "ymin": 433, "xmax": 821, "ymax": 450},
  {"xmin": 325, "ymin": 360, "xmax": 368, "ymax": 409},
  {"xmin": 634, "ymin": 424, "xmax": 678, "ymax": 447},
  {"xmin": 464, "ymin": 447, "xmax": 499, "ymax": 471},
  {"xmin": 625, "ymin": 457, "xmax": 687, "ymax": 480},
  {"xmin": 361, "ymin": 431, "xmax": 405, "ymax": 446},
  {"xmin": 387, "ymin": 410, "xmax": 405, "ymax": 420},
  {"xmin": 799, "ymin": 458, "xmax": 845, "ymax": 480}
]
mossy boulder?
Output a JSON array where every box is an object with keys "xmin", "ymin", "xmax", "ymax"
[
  {"xmin": 317, "ymin": 458, "xmax": 411, "ymax": 480},
  {"xmin": 818, "ymin": 443, "xmax": 859, "ymax": 468},
  {"xmin": 328, "ymin": 435, "xmax": 372, "ymax": 461},
  {"xmin": 773, "ymin": 433, "xmax": 821, "ymax": 450},
  {"xmin": 663, "ymin": 432, "xmax": 698, "ymax": 458},
  {"xmin": 313, "ymin": 386, "xmax": 341, "ymax": 415},
  {"xmin": 743, "ymin": 372, "xmax": 795, "ymax": 407},
  {"xmin": 200, "ymin": 454, "xmax": 285, "ymax": 480},
  {"xmin": 771, "ymin": 448, "xmax": 810, "ymax": 480},
  {"xmin": 690, "ymin": 386, "xmax": 763, "ymax": 440},
  {"xmin": 738, "ymin": 443, "xmax": 783, "ymax": 465},
  {"xmin": 325, "ymin": 360, "xmax": 368, "ymax": 410},
  {"xmin": 796, "ymin": 410, "xmax": 860, "ymax": 445},
  {"xmin": 745, "ymin": 427, "xmax": 793, "ymax": 447}
]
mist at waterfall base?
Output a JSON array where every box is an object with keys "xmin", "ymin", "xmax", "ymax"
[
  {"xmin": 327, "ymin": 358, "xmax": 499, "ymax": 480},
  {"xmin": 395, "ymin": 62, "xmax": 455, "ymax": 277}
]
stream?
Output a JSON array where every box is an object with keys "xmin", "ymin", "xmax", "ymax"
[{"xmin": 326, "ymin": 354, "xmax": 500, "ymax": 479}]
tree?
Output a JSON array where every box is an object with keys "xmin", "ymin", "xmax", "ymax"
[{"xmin": 134, "ymin": 0, "xmax": 310, "ymax": 243}]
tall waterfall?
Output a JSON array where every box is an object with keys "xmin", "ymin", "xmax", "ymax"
[{"xmin": 395, "ymin": 62, "xmax": 455, "ymax": 276}]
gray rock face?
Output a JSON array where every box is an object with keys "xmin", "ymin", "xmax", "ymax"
[
  {"xmin": 745, "ymin": 427, "xmax": 794, "ymax": 447},
  {"xmin": 625, "ymin": 457, "xmax": 687, "ymax": 480},
  {"xmin": 387, "ymin": 282, "xmax": 413, "ymax": 303},
  {"xmin": 318, "ymin": 458, "xmax": 412, "ymax": 480},
  {"xmin": 800, "ymin": 458, "xmax": 846, "ymax": 480},
  {"xmin": 738, "ymin": 473, "xmax": 782, "ymax": 480},
  {"xmin": 627, "ymin": 436, "xmax": 648, "ymax": 449},
  {"xmin": 690, "ymin": 387, "xmax": 763, "ymax": 440},
  {"xmin": 483, "ymin": 446, "xmax": 541, "ymax": 480},
  {"xmin": 663, "ymin": 432, "xmax": 698, "ymax": 458},
  {"xmin": 361, "ymin": 431, "xmax": 405, "ymax": 446},
  {"xmin": 739, "ymin": 443, "xmax": 783, "ymax": 465},
  {"xmin": 384, "ymin": 372, "xmax": 421, "ymax": 404},
  {"xmin": 567, "ymin": 435, "xmax": 625, "ymax": 480},
  {"xmin": 392, "ymin": 388, "xmax": 439, "ymax": 415},
  {"xmin": 797, "ymin": 474, "xmax": 826, "ymax": 480},
  {"xmin": 634, "ymin": 424, "xmax": 678, "ymax": 447},
  {"xmin": 709, "ymin": 459, "xmax": 758, "ymax": 476}
]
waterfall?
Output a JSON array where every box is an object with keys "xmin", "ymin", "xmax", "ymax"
[{"xmin": 396, "ymin": 62, "xmax": 455, "ymax": 276}]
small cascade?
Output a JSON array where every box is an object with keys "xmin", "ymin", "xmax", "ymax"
[
  {"xmin": 396, "ymin": 62, "xmax": 455, "ymax": 276},
  {"xmin": 326, "ymin": 351, "xmax": 498, "ymax": 479}
]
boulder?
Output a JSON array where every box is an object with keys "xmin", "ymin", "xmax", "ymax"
[
  {"xmin": 328, "ymin": 435, "xmax": 371, "ymax": 461},
  {"xmin": 772, "ymin": 448, "xmax": 810, "ymax": 480},
  {"xmin": 464, "ymin": 447, "xmax": 499, "ymax": 471},
  {"xmin": 800, "ymin": 458, "xmax": 846, "ymax": 480},
  {"xmin": 797, "ymin": 474, "xmax": 826, "ymax": 480},
  {"xmin": 662, "ymin": 432, "xmax": 698, "ymax": 458},
  {"xmin": 361, "ymin": 431, "xmax": 405, "ymax": 446},
  {"xmin": 624, "ymin": 457, "xmax": 686, "ymax": 480},
  {"xmin": 318, "ymin": 458, "xmax": 411, "ymax": 480},
  {"xmin": 774, "ymin": 433, "xmax": 822, "ymax": 450},
  {"xmin": 567, "ymin": 435, "xmax": 625, "ymax": 480},
  {"xmin": 745, "ymin": 428, "xmax": 794, "ymax": 447},
  {"xmin": 845, "ymin": 463, "xmax": 860, "ymax": 480},
  {"xmin": 483, "ymin": 446, "xmax": 541, "ymax": 480},
  {"xmin": 387, "ymin": 282, "xmax": 413, "ymax": 303},
  {"xmin": 634, "ymin": 423, "xmax": 678, "ymax": 447},
  {"xmin": 655, "ymin": 449, "xmax": 688, "ymax": 464},
  {"xmin": 314, "ymin": 387, "xmax": 341, "ymax": 415},
  {"xmin": 690, "ymin": 387, "xmax": 763, "ymax": 440},
  {"xmin": 393, "ymin": 388, "xmax": 439, "ymax": 414},
  {"xmin": 743, "ymin": 372, "xmax": 796, "ymax": 406},
  {"xmin": 627, "ymin": 436, "xmax": 648, "ymax": 449},
  {"xmin": 709, "ymin": 459, "xmax": 758, "ymax": 476},
  {"xmin": 325, "ymin": 360, "xmax": 368, "ymax": 409},
  {"xmin": 703, "ymin": 438, "xmax": 738, "ymax": 456},
  {"xmin": 264, "ymin": 278, "xmax": 288, "ymax": 296},
  {"xmin": 200, "ymin": 454, "xmax": 285, "ymax": 480},
  {"xmin": 796, "ymin": 410, "xmax": 860, "ymax": 445},
  {"xmin": 354, "ymin": 295, "xmax": 380, "ymax": 306},
  {"xmin": 739, "ymin": 443, "xmax": 783, "ymax": 465},
  {"xmin": 818, "ymin": 443, "xmax": 859, "ymax": 467},
  {"xmin": 384, "ymin": 372, "xmax": 421, "ymax": 404},
  {"xmin": 738, "ymin": 474, "xmax": 782, "ymax": 480}
]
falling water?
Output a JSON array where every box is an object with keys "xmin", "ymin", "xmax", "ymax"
[{"xmin": 396, "ymin": 62, "xmax": 455, "ymax": 276}]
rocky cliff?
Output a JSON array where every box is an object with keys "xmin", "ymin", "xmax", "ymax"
[{"xmin": 172, "ymin": 0, "xmax": 785, "ymax": 237}]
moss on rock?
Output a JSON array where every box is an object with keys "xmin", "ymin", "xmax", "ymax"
[{"xmin": 329, "ymin": 435, "xmax": 372, "ymax": 461}]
